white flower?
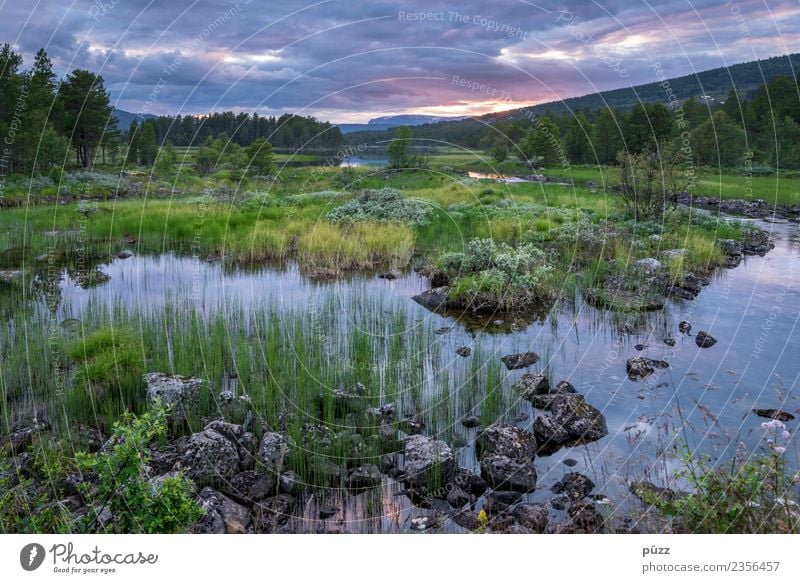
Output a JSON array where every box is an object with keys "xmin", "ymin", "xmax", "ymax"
[{"xmin": 781, "ymin": 430, "xmax": 791, "ymax": 440}]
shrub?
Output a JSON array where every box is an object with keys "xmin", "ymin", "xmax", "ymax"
[
  {"xmin": 328, "ymin": 188, "xmax": 432, "ymax": 225},
  {"xmin": 76, "ymin": 405, "xmax": 203, "ymax": 533}
]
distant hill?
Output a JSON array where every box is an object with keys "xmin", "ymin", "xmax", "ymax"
[
  {"xmin": 343, "ymin": 53, "xmax": 800, "ymax": 144},
  {"xmin": 112, "ymin": 108, "xmax": 157, "ymax": 131},
  {"xmin": 338, "ymin": 114, "xmax": 467, "ymax": 134}
]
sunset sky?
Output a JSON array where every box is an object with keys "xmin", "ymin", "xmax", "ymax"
[{"xmin": 1, "ymin": 0, "xmax": 798, "ymax": 122}]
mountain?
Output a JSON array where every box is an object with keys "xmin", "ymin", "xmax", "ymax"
[
  {"xmin": 343, "ymin": 53, "xmax": 800, "ymax": 144},
  {"xmin": 112, "ymin": 108, "xmax": 157, "ymax": 131},
  {"xmin": 338, "ymin": 114, "xmax": 467, "ymax": 134}
]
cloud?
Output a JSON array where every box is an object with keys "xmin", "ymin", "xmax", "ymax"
[{"xmin": 0, "ymin": 0, "xmax": 797, "ymax": 121}]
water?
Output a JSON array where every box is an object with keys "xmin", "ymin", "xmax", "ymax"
[{"xmin": 46, "ymin": 217, "xmax": 800, "ymax": 531}]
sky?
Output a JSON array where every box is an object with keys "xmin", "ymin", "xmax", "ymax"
[{"xmin": 1, "ymin": 0, "xmax": 798, "ymax": 123}]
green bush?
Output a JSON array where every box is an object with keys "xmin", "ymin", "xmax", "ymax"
[{"xmin": 76, "ymin": 405, "xmax": 203, "ymax": 533}]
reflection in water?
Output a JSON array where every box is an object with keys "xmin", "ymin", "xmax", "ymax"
[{"xmin": 48, "ymin": 218, "xmax": 800, "ymax": 532}]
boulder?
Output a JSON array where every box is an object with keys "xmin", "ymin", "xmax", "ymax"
[
  {"xmin": 460, "ymin": 415, "xmax": 481, "ymax": 429},
  {"xmin": 480, "ymin": 455, "xmax": 537, "ymax": 492},
  {"xmin": 446, "ymin": 486, "xmax": 471, "ymax": 508},
  {"xmin": 403, "ymin": 434, "xmax": 455, "ymax": 488},
  {"xmin": 531, "ymin": 393, "xmax": 608, "ymax": 453},
  {"xmin": 253, "ymin": 494, "xmax": 295, "ymax": 533},
  {"xmin": 348, "ymin": 464, "xmax": 382, "ymax": 492},
  {"xmin": 515, "ymin": 373, "xmax": 550, "ymax": 400},
  {"xmin": 225, "ymin": 470, "xmax": 274, "ymax": 506},
  {"xmin": 500, "ymin": 352, "xmax": 539, "ymax": 370},
  {"xmin": 144, "ymin": 372, "xmax": 203, "ymax": 414},
  {"xmin": 568, "ymin": 500, "xmax": 604, "ymax": 533},
  {"xmin": 1, "ymin": 415, "xmax": 50, "ymax": 454},
  {"xmin": 477, "ymin": 424, "xmax": 537, "ymax": 492},
  {"xmin": 378, "ymin": 269, "xmax": 402, "ymax": 280},
  {"xmin": 512, "ymin": 503, "xmax": 548, "ymax": 533},
  {"xmin": 193, "ymin": 487, "xmax": 251, "ymax": 534},
  {"xmin": 174, "ymin": 421, "xmax": 253, "ymax": 485},
  {"xmin": 695, "ymin": 331, "xmax": 717, "ymax": 348},
  {"xmin": 626, "ymin": 357, "xmax": 669, "ymax": 380},
  {"xmin": 679, "ymin": 321, "xmax": 692, "ymax": 334},
  {"xmin": 451, "ymin": 467, "xmax": 488, "ymax": 498},
  {"xmin": 259, "ymin": 432, "xmax": 294, "ymax": 479},
  {"xmin": 553, "ymin": 380, "xmax": 577, "ymax": 394},
  {"xmin": 412, "ymin": 286, "xmax": 450, "ymax": 311},
  {"xmin": 752, "ymin": 408, "xmax": 795, "ymax": 422}
]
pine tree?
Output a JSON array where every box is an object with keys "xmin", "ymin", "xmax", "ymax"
[{"xmin": 58, "ymin": 69, "xmax": 115, "ymax": 168}]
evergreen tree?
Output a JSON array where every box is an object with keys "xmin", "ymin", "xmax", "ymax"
[
  {"xmin": 388, "ymin": 126, "xmax": 412, "ymax": 168},
  {"xmin": 245, "ymin": 137, "xmax": 274, "ymax": 176},
  {"xmin": 138, "ymin": 122, "xmax": 158, "ymax": 166},
  {"xmin": 592, "ymin": 108, "xmax": 623, "ymax": 164},
  {"xmin": 126, "ymin": 120, "xmax": 139, "ymax": 164},
  {"xmin": 565, "ymin": 112, "xmax": 591, "ymax": 164},
  {"xmin": 521, "ymin": 116, "xmax": 562, "ymax": 166},
  {"xmin": 58, "ymin": 69, "xmax": 115, "ymax": 168},
  {"xmin": 689, "ymin": 110, "xmax": 747, "ymax": 167}
]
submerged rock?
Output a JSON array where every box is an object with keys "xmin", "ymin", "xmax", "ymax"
[
  {"xmin": 378, "ymin": 269, "xmax": 402, "ymax": 280},
  {"xmin": 531, "ymin": 393, "xmax": 608, "ymax": 454},
  {"xmin": 455, "ymin": 346, "xmax": 472, "ymax": 357},
  {"xmin": 460, "ymin": 415, "xmax": 481, "ymax": 428},
  {"xmin": 348, "ymin": 464, "xmax": 382, "ymax": 492},
  {"xmin": 500, "ymin": 351, "xmax": 539, "ymax": 370},
  {"xmin": 480, "ymin": 455, "xmax": 538, "ymax": 492},
  {"xmin": 752, "ymin": 408, "xmax": 795, "ymax": 422},
  {"xmin": 551, "ymin": 472, "xmax": 595, "ymax": 501},
  {"xmin": 695, "ymin": 331, "xmax": 717, "ymax": 348},
  {"xmin": 626, "ymin": 357, "xmax": 669, "ymax": 381},
  {"xmin": 679, "ymin": 321, "xmax": 692, "ymax": 334}
]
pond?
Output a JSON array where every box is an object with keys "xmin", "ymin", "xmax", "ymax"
[{"xmin": 41, "ymin": 216, "xmax": 800, "ymax": 531}]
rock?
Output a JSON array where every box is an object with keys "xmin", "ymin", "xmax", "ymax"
[
  {"xmin": 626, "ymin": 357, "xmax": 669, "ymax": 380},
  {"xmin": 1, "ymin": 415, "xmax": 50, "ymax": 454},
  {"xmin": 460, "ymin": 415, "xmax": 480, "ymax": 428},
  {"xmin": 451, "ymin": 467, "xmax": 488, "ymax": 497},
  {"xmin": 455, "ymin": 346, "xmax": 472, "ymax": 357},
  {"xmin": 695, "ymin": 331, "xmax": 717, "ymax": 348},
  {"xmin": 398, "ymin": 418, "xmax": 426, "ymax": 435},
  {"xmin": 319, "ymin": 504, "xmax": 338, "ymax": 519},
  {"xmin": 378, "ymin": 269, "xmax": 402, "ymax": 280},
  {"xmin": 477, "ymin": 424, "xmax": 537, "ymax": 460},
  {"xmin": 259, "ymin": 432, "xmax": 294, "ymax": 478},
  {"xmin": 513, "ymin": 503, "xmax": 548, "ymax": 533},
  {"xmin": 434, "ymin": 326, "xmax": 452, "ymax": 335},
  {"xmin": 403, "ymin": 435, "xmax": 455, "ymax": 488},
  {"xmin": 429, "ymin": 269, "xmax": 449, "ymax": 288},
  {"xmin": 531, "ymin": 393, "xmax": 608, "ymax": 453},
  {"xmin": 679, "ymin": 321, "xmax": 692, "ymax": 334},
  {"xmin": 553, "ymin": 380, "xmax": 577, "ymax": 394},
  {"xmin": 279, "ymin": 471, "xmax": 301, "ymax": 495},
  {"xmin": 663, "ymin": 337, "xmax": 676, "ymax": 347},
  {"xmin": 742, "ymin": 230, "xmax": 774, "ymax": 256},
  {"xmin": 752, "ymin": 409, "xmax": 795, "ymax": 422},
  {"xmin": 144, "ymin": 372, "xmax": 203, "ymax": 414},
  {"xmin": 662, "ymin": 248, "xmax": 689, "ymax": 259},
  {"xmin": 515, "ymin": 373, "xmax": 550, "ymax": 399},
  {"xmin": 253, "ymin": 494, "xmax": 295, "ymax": 533},
  {"xmin": 568, "ymin": 500, "xmax": 603, "ymax": 533},
  {"xmin": 0, "ymin": 269, "xmax": 23, "ymax": 284},
  {"xmin": 412, "ymin": 286, "xmax": 450, "ymax": 311},
  {"xmin": 446, "ymin": 486, "xmax": 471, "ymax": 508},
  {"xmin": 585, "ymin": 281, "xmax": 665, "ymax": 312},
  {"xmin": 194, "ymin": 487, "xmax": 251, "ymax": 534},
  {"xmin": 563, "ymin": 458, "xmax": 578, "ymax": 467},
  {"xmin": 174, "ymin": 421, "xmax": 252, "ymax": 485},
  {"xmin": 633, "ymin": 258, "xmax": 663, "ymax": 275},
  {"xmin": 477, "ymin": 424, "xmax": 537, "ymax": 492},
  {"xmin": 551, "ymin": 472, "xmax": 595, "ymax": 501},
  {"xmin": 500, "ymin": 351, "xmax": 539, "ymax": 370},
  {"xmin": 75, "ymin": 424, "xmax": 107, "ymax": 453},
  {"xmin": 329, "ymin": 381, "xmax": 368, "ymax": 414},
  {"xmin": 348, "ymin": 464, "xmax": 382, "ymax": 492},
  {"xmin": 117, "ymin": 251, "xmax": 132, "ymax": 259},
  {"xmin": 634, "ymin": 343, "xmax": 646, "ymax": 351},
  {"xmin": 225, "ymin": 470, "xmax": 274, "ymax": 506}
]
